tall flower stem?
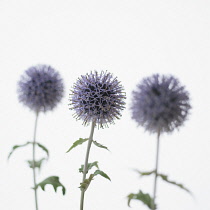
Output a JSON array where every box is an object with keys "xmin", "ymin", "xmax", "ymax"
[
  {"xmin": 33, "ymin": 111, "xmax": 39, "ymax": 210},
  {"xmin": 80, "ymin": 121, "xmax": 96, "ymax": 210},
  {"xmin": 152, "ymin": 131, "xmax": 161, "ymax": 210}
]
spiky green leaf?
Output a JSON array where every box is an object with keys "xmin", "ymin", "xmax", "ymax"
[
  {"xmin": 94, "ymin": 170, "xmax": 111, "ymax": 181},
  {"xmin": 135, "ymin": 170, "xmax": 191, "ymax": 194},
  {"xmin": 36, "ymin": 143, "xmax": 49, "ymax": 158},
  {"xmin": 158, "ymin": 173, "xmax": 191, "ymax": 194},
  {"xmin": 27, "ymin": 158, "xmax": 46, "ymax": 170},
  {"xmin": 79, "ymin": 161, "xmax": 99, "ymax": 173},
  {"xmin": 35, "ymin": 176, "xmax": 66, "ymax": 195},
  {"xmin": 92, "ymin": 141, "xmax": 109, "ymax": 151},
  {"xmin": 79, "ymin": 174, "xmax": 95, "ymax": 192},
  {"xmin": 8, "ymin": 141, "xmax": 49, "ymax": 159},
  {"xmin": 66, "ymin": 138, "xmax": 89, "ymax": 153},
  {"xmin": 127, "ymin": 190, "xmax": 156, "ymax": 209},
  {"xmin": 8, "ymin": 142, "xmax": 31, "ymax": 159}
]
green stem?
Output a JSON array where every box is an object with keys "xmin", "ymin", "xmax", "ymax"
[
  {"xmin": 80, "ymin": 121, "xmax": 96, "ymax": 210},
  {"xmin": 33, "ymin": 111, "xmax": 39, "ymax": 210},
  {"xmin": 152, "ymin": 131, "xmax": 161, "ymax": 210}
]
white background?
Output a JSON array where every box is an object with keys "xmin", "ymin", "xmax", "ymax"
[{"xmin": 0, "ymin": 0, "xmax": 210, "ymax": 210}]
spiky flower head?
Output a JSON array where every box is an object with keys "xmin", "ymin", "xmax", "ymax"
[
  {"xmin": 131, "ymin": 74, "xmax": 191, "ymax": 134},
  {"xmin": 18, "ymin": 65, "xmax": 64, "ymax": 112},
  {"xmin": 69, "ymin": 70, "xmax": 126, "ymax": 128}
]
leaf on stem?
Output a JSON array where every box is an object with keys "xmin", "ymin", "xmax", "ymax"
[
  {"xmin": 158, "ymin": 173, "xmax": 191, "ymax": 194},
  {"xmin": 135, "ymin": 169, "xmax": 191, "ymax": 194},
  {"xmin": 8, "ymin": 141, "xmax": 49, "ymax": 159},
  {"xmin": 135, "ymin": 169, "xmax": 155, "ymax": 176},
  {"xmin": 79, "ymin": 169, "xmax": 111, "ymax": 191},
  {"xmin": 27, "ymin": 158, "xmax": 46, "ymax": 170},
  {"xmin": 35, "ymin": 176, "xmax": 66, "ymax": 195},
  {"xmin": 8, "ymin": 142, "xmax": 31, "ymax": 159},
  {"xmin": 79, "ymin": 161, "xmax": 99, "ymax": 173},
  {"xmin": 127, "ymin": 190, "xmax": 156, "ymax": 209},
  {"xmin": 92, "ymin": 140, "xmax": 109, "ymax": 151},
  {"xmin": 36, "ymin": 143, "xmax": 49, "ymax": 158},
  {"xmin": 94, "ymin": 169, "xmax": 111, "ymax": 181},
  {"xmin": 66, "ymin": 138, "xmax": 89, "ymax": 153},
  {"xmin": 79, "ymin": 174, "xmax": 95, "ymax": 192}
]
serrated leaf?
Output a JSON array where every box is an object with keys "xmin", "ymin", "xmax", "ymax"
[
  {"xmin": 8, "ymin": 142, "xmax": 31, "ymax": 159},
  {"xmin": 8, "ymin": 141, "xmax": 49, "ymax": 159},
  {"xmin": 92, "ymin": 140, "xmax": 109, "ymax": 151},
  {"xmin": 36, "ymin": 143, "xmax": 49, "ymax": 158},
  {"xmin": 27, "ymin": 158, "xmax": 46, "ymax": 170},
  {"xmin": 158, "ymin": 173, "xmax": 191, "ymax": 194},
  {"xmin": 127, "ymin": 190, "xmax": 156, "ymax": 209},
  {"xmin": 66, "ymin": 138, "xmax": 89, "ymax": 153},
  {"xmin": 94, "ymin": 170, "xmax": 111, "ymax": 181},
  {"xmin": 135, "ymin": 170, "xmax": 191, "ymax": 194},
  {"xmin": 35, "ymin": 176, "xmax": 66, "ymax": 195},
  {"xmin": 79, "ymin": 161, "xmax": 99, "ymax": 173},
  {"xmin": 79, "ymin": 174, "xmax": 95, "ymax": 192}
]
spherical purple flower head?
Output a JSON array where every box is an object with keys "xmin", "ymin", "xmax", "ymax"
[
  {"xmin": 18, "ymin": 65, "xmax": 64, "ymax": 112},
  {"xmin": 69, "ymin": 71, "xmax": 126, "ymax": 128},
  {"xmin": 131, "ymin": 74, "xmax": 191, "ymax": 134}
]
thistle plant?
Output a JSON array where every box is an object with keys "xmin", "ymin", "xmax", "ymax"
[
  {"xmin": 128, "ymin": 74, "xmax": 191, "ymax": 209},
  {"xmin": 8, "ymin": 65, "xmax": 66, "ymax": 210},
  {"xmin": 67, "ymin": 70, "xmax": 126, "ymax": 210}
]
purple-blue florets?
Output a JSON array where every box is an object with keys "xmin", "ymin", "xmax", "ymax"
[
  {"xmin": 131, "ymin": 74, "xmax": 191, "ymax": 134},
  {"xmin": 18, "ymin": 65, "xmax": 64, "ymax": 112},
  {"xmin": 69, "ymin": 71, "xmax": 126, "ymax": 128}
]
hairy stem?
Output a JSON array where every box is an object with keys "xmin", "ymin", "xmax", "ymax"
[
  {"xmin": 33, "ymin": 111, "xmax": 39, "ymax": 210},
  {"xmin": 152, "ymin": 131, "xmax": 161, "ymax": 210},
  {"xmin": 80, "ymin": 121, "xmax": 96, "ymax": 210}
]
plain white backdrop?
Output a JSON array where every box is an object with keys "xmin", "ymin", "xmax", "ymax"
[{"xmin": 1, "ymin": 0, "xmax": 210, "ymax": 210}]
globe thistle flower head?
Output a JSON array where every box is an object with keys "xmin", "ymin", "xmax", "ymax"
[
  {"xmin": 18, "ymin": 65, "xmax": 64, "ymax": 112},
  {"xmin": 131, "ymin": 74, "xmax": 191, "ymax": 134},
  {"xmin": 69, "ymin": 70, "xmax": 126, "ymax": 128}
]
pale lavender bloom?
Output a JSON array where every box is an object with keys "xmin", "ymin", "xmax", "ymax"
[
  {"xmin": 131, "ymin": 74, "xmax": 191, "ymax": 134},
  {"xmin": 69, "ymin": 71, "xmax": 126, "ymax": 128},
  {"xmin": 18, "ymin": 65, "xmax": 64, "ymax": 112}
]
